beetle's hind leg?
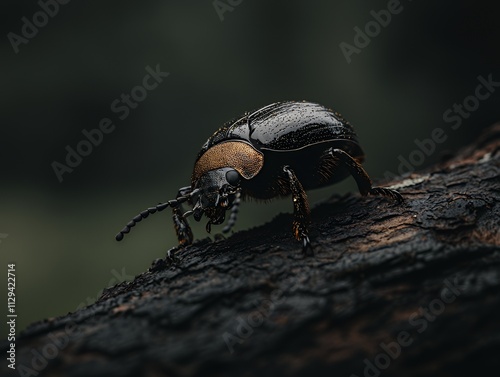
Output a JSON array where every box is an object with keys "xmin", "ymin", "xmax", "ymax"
[
  {"xmin": 326, "ymin": 148, "xmax": 403, "ymax": 202},
  {"xmin": 283, "ymin": 166, "xmax": 314, "ymax": 255}
]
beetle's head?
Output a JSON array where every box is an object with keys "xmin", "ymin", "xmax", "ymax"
[{"xmin": 191, "ymin": 167, "xmax": 241, "ymax": 229}]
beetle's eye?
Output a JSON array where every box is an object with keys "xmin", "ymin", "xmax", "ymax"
[{"xmin": 225, "ymin": 170, "xmax": 240, "ymax": 186}]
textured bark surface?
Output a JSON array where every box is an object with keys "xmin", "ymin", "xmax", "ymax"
[{"xmin": 4, "ymin": 125, "xmax": 500, "ymax": 377}]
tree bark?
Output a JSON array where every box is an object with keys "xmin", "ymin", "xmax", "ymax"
[{"xmin": 5, "ymin": 125, "xmax": 500, "ymax": 377}]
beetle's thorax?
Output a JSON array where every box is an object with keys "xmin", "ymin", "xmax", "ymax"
[{"xmin": 191, "ymin": 140, "xmax": 264, "ymax": 186}]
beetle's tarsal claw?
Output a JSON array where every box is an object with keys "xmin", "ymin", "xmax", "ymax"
[
  {"xmin": 369, "ymin": 187, "xmax": 404, "ymax": 203},
  {"xmin": 302, "ymin": 235, "xmax": 314, "ymax": 256},
  {"xmin": 166, "ymin": 247, "xmax": 181, "ymax": 266}
]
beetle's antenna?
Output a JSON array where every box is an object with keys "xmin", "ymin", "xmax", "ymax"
[
  {"xmin": 115, "ymin": 190, "xmax": 199, "ymax": 242},
  {"xmin": 115, "ymin": 202, "xmax": 170, "ymax": 241}
]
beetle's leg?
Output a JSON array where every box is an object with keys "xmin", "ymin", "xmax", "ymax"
[
  {"xmin": 172, "ymin": 207, "xmax": 193, "ymax": 246},
  {"xmin": 166, "ymin": 245, "xmax": 182, "ymax": 262},
  {"xmin": 171, "ymin": 186, "xmax": 194, "ymax": 247},
  {"xmin": 222, "ymin": 191, "xmax": 241, "ymax": 234},
  {"xmin": 327, "ymin": 148, "xmax": 403, "ymax": 202},
  {"xmin": 283, "ymin": 166, "xmax": 314, "ymax": 255}
]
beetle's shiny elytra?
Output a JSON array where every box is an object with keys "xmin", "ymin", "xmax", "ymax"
[{"xmin": 115, "ymin": 101, "xmax": 402, "ymax": 255}]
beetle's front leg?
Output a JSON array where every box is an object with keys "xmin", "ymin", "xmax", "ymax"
[
  {"xmin": 170, "ymin": 186, "xmax": 194, "ymax": 250},
  {"xmin": 166, "ymin": 203, "xmax": 194, "ymax": 262},
  {"xmin": 327, "ymin": 148, "xmax": 403, "ymax": 202},
  {"xmin": 172, "ymin": 206, "xmax": 193, "ymax": 246},
  {"xmin": 283, "ymin": 166, "xmax": 313, "ymax": 255}
]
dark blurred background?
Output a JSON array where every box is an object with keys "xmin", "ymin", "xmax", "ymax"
[{"xmin": 1, "ymin": 0, "xmax": 499, "ymax": 331}]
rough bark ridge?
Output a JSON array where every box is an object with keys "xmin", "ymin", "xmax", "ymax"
[{"xmin": 5, "ymin": 125, "xmax": 500, "ymax": 377}]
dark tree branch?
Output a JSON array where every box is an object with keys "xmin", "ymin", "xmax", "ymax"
[{"xmin": 5, "ymin": 124, "xmax": 500, "ymax": 377}]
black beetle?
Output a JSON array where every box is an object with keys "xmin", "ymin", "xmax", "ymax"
[{"xmin": 115, "ymin": 101, "xmax": 402, "ymax": 255}]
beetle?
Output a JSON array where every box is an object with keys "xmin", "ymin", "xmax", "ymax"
[{"xmin": 115, "ymin": 101, "xmax": 402, "ymax": 256}]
